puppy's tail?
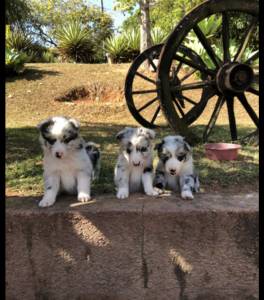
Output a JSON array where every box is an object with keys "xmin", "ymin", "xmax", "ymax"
[{"xmin": 85, "ymin": 142, "xmax": 100, "ymax": 181}]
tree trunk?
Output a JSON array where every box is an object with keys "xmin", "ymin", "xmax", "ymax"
[{"xmin": 139, "ymin": 0, "xmax": 152, "ymax": 69}]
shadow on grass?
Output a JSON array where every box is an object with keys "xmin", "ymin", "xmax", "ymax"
[
  {"xmin": 6, "ymin": 123, "xmax": 259, "ymax": 195},
  {"xmin": 6, "ymin": 67, "xmax": 61, "ymax": 82}
]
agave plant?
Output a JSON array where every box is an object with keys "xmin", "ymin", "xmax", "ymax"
[
  {"xmin": 104, "ymin": 35, "xmax": 128, "ymax": 62},
  {"xmin": 6, "ymin": 29, "xmax": 33, "ymax": 52},
  {"xmin": 5, "ymin": 48, "xmax": 28, "ymax": 75},
  {"xmin": 123, "ymin": 29, "xmax": 140, "ymax": 60},
  {"xmin": 151, "ymin": 27, "xmax": 168, "ymax": 45},
  {"xmin": 55, "ymin": 21, "xmax": 95, "ymax": 63}
]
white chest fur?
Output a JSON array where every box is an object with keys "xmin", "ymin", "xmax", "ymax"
[
  {"xmin": 129, "ymin": 167, "xmax": 143, "ymax": 192},
  {"xmin": 165, "ymin": 174, "xmax": 179, "ymax": 191}
]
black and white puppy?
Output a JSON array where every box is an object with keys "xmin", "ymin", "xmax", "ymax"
[
  {"xmin": 37, "ymin": 116, "xmax": 100, "ymax": 207},
  {"xmin": 114, "ymin": 127, "xmax": 159, "ymax": 199},
  {"xmin": 154, "ymin": 135, "xmax": 199, "ymax": 200}
]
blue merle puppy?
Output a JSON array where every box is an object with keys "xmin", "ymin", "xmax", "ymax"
[
  {"xmin": 114, "ymin": 127, "xmax": 160, "ymax": 199},
  {"xmin": 37, "ymin": 116, "xmax": 100, "ymax": 207},
  {"xmin": 154, "ymin": 135, "xmax": 200, "ymax": 199}
]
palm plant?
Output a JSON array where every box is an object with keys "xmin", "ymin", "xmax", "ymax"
[{"xmin": 55, "ymin": 21, "xmax": 95, "ymax": 63}]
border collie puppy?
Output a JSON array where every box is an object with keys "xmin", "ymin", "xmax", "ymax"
[
  {"xmin": 114, "ymin": 127, "xmax": 159, "ymax": 199},
  {"xmin": 37, "ymin": 116, "xmax": 100, "ymax": 207},
  {"xmin": 154, "ymin": 135, "xmax": 199, "ymax": 200}
]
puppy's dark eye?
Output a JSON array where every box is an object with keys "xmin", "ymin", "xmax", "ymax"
[
  {"xmin": 64, "ymin": 133, "xmax": 78, "ymax": 144},
  {"xmin": 177, "ymin": 154, "xmax": 186, "ymax": 161},
  {"xmin": 126, "ymin": 148, "xmax": 131, "ymax": 154},
  {"xmin": 141, "ymin": 147, "xmax": 147, "ymax": 152},
  {"xmin": 45, "ymin": 137, "xmax": 56, "ymax": 145}
]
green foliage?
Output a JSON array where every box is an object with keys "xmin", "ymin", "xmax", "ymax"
[
  {"xmin": 55, "ymin": 21, "xmax": 95, "ymax": 63},
  {"xmin": 104, "ymin": 35, "xmax": 127, "ymax": 62},
  {"xmin": 27, "ymin": 0, "xmax": 113, "ymax": 49},
  {"xmin": 151, "ymin": 27, "xmax": 168, "ymax": 45},
  {"xmin": 5, "ymin": 48, "xmax": 28, "ymax": 75},
  {"xmin": 5, "ymin": 0, "xmax": 31, "ymax": 25},
  {"xmin": 6, "ymin": 29, "xmax": 33, "ymax": 52}
]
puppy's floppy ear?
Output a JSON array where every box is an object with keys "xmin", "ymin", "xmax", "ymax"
[
  {"xmin": 37, "ymin": 118, "xmax": 54, "ymax": 133},
  {"xmin": 138, "ymin": 127, "xmax": 155, "ymax": 139},
  {"xmin": 154, "ymin": 140, "xmax": 164, "ymax": 151},
  {"xmin": 116, "ymin": 127, "xmax": 134, "ymax": 141},
  {"xmin": 69, "ymin": 118, "xmax": 80, "ymax": 130},
  {"xmin": 183, "ymin": 140, "xmax": 192, "ymax": 152}
]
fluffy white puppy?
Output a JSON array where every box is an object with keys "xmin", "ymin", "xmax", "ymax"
[
  {"xmin": 114, "ymin": 127, "xmax": 159, "ymax": 199},
  {"xmin": 37, "ymin": 116, "xmax": 100, "ymax": 207},
  {"xmin": 154, "ymin": 135, "xmax": 199, "ymax": 200}
]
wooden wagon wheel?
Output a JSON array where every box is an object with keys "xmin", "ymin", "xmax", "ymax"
[
  {"xmin": 157, "ymin": 0, "xmax": 259, "ymax": 142},
  {"xmin": 125, "ymin": 44, "xmax": 208, "ymax": 128}
]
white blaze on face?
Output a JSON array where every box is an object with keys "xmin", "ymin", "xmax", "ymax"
[
  {"xmin": 162, "ymin": 136, "xmax": 187, "ymax": 176},
  {"xmin": 126, "ymin": 134, "xmax": 150, "ymax": 167},
  {"xmin": 48, "ymin": 117, "xmax": 77, "ymax": 159}
]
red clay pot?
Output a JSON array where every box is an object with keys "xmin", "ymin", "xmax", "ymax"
[{"xmin": 204, "ymin": 143, "xmax": 241, "ymax": 161}]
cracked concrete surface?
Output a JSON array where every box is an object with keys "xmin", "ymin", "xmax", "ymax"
[{"xmin": 6, "ymin": 193, "xmax": 259, "ymax": 300}]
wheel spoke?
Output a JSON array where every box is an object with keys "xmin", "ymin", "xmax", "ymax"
[
  {"xmin": 203, "ymin": 95, "xmax": 225, "ymax": 141},
  {"xmin": 172, "ymin": 98, "xmax": 185, "ymax": 117},
  {"xmin": 245, "ymin": 51, "xmax": 259, "ymax": 65},
  {"xmin": 193, "ymin": 24, "xmax": 221, "ymax": 68},
  {"xmin": 184, "ymin": 87, "xmax": 216, "ymax": 124},
  {"xmin": 132, "ymin": 89, "xmax": 157, "ymax": 95},
  {"xmin": 233, "ymin": 17, "xmax": 258, "ymax": 62},
  {"xmin": 222, "ymin": 12, "xmax": 230, "ymax": 62},
  {"xmin": 147, "ymin": 57, "xmax": 157, "ymax": 72},
  {"xmin": 180, "ymin": 69, "xmax": 196, "ymax": 82},
  {"xmin": 174, "ymin": 54, "xmax": 215, "ymax": 76},
  {"xmin": 171, "ymin": 80, "xmax": 212, "ymax": 92},
  {"xmin": 137, "ymin": 96, "xmax": 159, "ymax": 112},
  {"xmin": 135, "ymin": 72, "xmax": 156, "ymax": 84},
  {"xmin": 226, "ymin": 96, "xmax": 237, "ymax": 141},
  {"xmin": 181, "ymin": 94, "xmax": 197, "ymax": 105},
  {"xmin": 246, "ymin": 86, "xmax": 259, "ymax": 96},
  {"xmin": 237, "ymin": 93, "xmax": 259, "ymax": 127},
  {"xmin": 150, "ymin": 106, "xmax": 161, "ymax": 124},
  {"xmin": 175, "ymin": 56, "xmax": 185, "ymax": 74}
]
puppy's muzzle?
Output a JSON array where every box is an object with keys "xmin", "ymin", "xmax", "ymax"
[
  {"xmin": 133, "ymin": 162, "xmax": 140, "ymax": 167},
  {"xmin": 55, "ymin": 152, "xmax": 63, "ymax": 159}
]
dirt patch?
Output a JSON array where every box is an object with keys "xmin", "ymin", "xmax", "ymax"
[
  {"xmin": 54, "ymin": 82, "xmax": 124, "ymax": 103},
  {"xmin": 54, "ymin": 86, "xmax": 88, "ymax": 102}
]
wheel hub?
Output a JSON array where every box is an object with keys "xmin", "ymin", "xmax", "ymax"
[{"xmin": 216, "ymin": 63, "xmax": 254, "ymax": 94}]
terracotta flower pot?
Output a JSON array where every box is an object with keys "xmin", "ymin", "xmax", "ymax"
[{"xmin": 204, "ymin": 143, "xmax": 241, "ymax": 161}]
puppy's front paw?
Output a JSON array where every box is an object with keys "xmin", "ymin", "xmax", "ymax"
[
  {"xmin": 117, "ymin": 188, "xmax": 129, "ymax": 199},
  {"xmin": 78, "ymin": 192, "xmax": 91, "ymax": 202},
  {"xmin": 39, "ymin": 196, "xmax": 56, "ymax": 208},
  {"xmin": 145, "ymin": 188, "xmax": 159, "ymax": 196},
  {"xmin": 181, "ymin": 190, "xmax": 194, "ymax": 200}
]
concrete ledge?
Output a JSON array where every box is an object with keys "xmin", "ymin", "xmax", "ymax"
[{"xmin": 6, "ymin": 193, "xmax": 259, "ymax": 300}]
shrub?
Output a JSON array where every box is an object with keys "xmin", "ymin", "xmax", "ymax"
[
  {"xmin": 5, "ymin": 48, "xmax": 28, "ymax": 75},
  {"xmin": 104, "ymin": 35, "xmax": 128, "ymax": 63},
  {"xmin": 151, "ymin": 27, "xmax": 168, "ymax": 45},
  {"xmin": 55, "ymin": 21, "xmax": 95, "ymax": 63},
  {"xmin": 123, "ymin": 29, "xmax": 140, "ymax": 59},
  {"xmin": 6, "ymin": 29, "xmax": 32, "ymax": 52}
]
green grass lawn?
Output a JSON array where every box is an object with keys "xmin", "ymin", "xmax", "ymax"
[{"xmin": 6, "ymin": 63, "xmax": 259, "ymax": 197}]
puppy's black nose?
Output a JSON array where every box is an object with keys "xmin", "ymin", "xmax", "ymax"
[
  {"xmin": 55, "ymin": 152, "xmax": 63, "ymax": 159},
  {"xmin": 169, "ymin": 169, "xmax": 176, "ymax": 175}
]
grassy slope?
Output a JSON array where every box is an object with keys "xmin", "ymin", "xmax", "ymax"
[{"xmin": 6, "ymin": 63, "xmax": 259, "ymax": 197}]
